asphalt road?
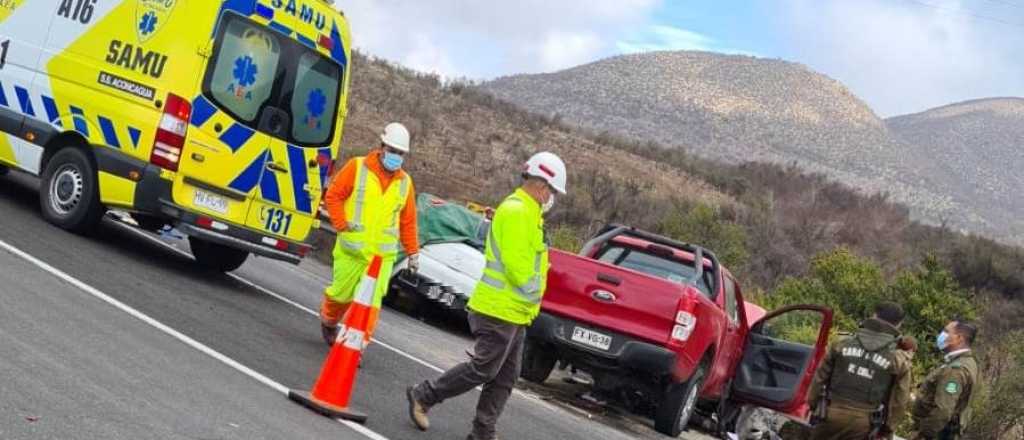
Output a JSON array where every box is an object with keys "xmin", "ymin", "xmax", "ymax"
[{"xmin": 0, "ymin": 171, "xmax": 714, "ymax": 440}]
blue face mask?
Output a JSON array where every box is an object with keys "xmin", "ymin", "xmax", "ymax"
[
  {"xmin": 936, "ymin": 331, "xmax": 949, "ymax": 351},
  {"xmin": 382, "ymin": 151, "xmax": 404, "ymax": 171}
]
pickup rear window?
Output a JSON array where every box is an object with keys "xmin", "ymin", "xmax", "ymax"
[{"xmin": 598, "ymin": 245, "xmax": 714, "ymax": 298}]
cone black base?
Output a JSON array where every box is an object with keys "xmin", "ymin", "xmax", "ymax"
[{"xmin": 288, "ymin": 390, "xmax": 369, "ymax": 424}]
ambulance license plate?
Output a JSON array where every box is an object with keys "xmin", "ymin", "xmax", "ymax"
[
  {"xmin": 571, "ymin": 327, "xmax": 612, "ymax": 351},
  {"xmin": 194, "ymin": 190, "xmax": 228, "ymax": 214}
]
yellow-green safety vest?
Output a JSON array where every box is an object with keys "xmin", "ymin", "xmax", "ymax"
[
  {"xmin": 336, "ymin": 157, "xmax": 410, "ymax": 260},
  {"xmin": 468, "ymin": 189, "xmax": 549, "ymax": 325}
]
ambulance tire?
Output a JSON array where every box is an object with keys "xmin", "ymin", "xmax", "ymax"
[
  {"xmin": 188, "ymin": 237, "xmax": 249, "ymax": 272},
  {"xmin": 39, "ymin": 148, "xmax": 105, "ymax": 234},
  {"xmin": 0, "ymin": 164, "xmax": 9, "ymax": 176}
]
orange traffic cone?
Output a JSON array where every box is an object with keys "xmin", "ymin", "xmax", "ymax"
[{"xmin": 288, "ymin": 255, "xmax": 383, "ymax": 423}]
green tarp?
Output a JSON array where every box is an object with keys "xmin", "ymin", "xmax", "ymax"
[{"xmin": 399, "ymin": 193, "xmax": 486, "ymax": 259}]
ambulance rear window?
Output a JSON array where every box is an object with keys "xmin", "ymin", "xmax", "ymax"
[{"xmin": 203, "ymin": 13, "xmax": 343, "ymax": 148}]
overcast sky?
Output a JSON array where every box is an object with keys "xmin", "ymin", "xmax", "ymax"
[{"xmin": 339, "ymin": 0, "xmax": 1024, "ymax": 117}]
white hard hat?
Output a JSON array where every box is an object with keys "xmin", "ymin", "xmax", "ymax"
[
  {"xmin": 381, "ymin": 122, "xmax": 410, "ymax": 153},
  {"xmin": 524, "ymin": 151, "xmax": 567, "ymax": 194}
]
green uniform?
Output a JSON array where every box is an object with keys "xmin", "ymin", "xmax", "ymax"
[
  {"xmin": 808, "ymin": 319, "xmax": 913, "ymax": 440},
  {"xmin": 910, "ymin": 350, "xmax": 978, "ymax": 440}
]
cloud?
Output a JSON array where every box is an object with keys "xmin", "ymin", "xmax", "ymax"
[
  {"xmin": 338, "ymin": 0, "xmax": 660, "ymax": 79},
  {"xmin": 617, "ymin": 25, "xmax": 756, "ymax": 56},
  {"xmin": 772, "ymin": 0, "xmax": 1024, "ymax": 116}
]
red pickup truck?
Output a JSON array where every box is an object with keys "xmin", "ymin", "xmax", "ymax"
[{"xmin": 523, "ymin": 225, "xmax": 833, "ymax": 436}]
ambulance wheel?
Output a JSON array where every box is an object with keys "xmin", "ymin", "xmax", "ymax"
[
  {"xmin": 188, "ymin": 237, "xmax": 249, "ymax": 272},
  {"xmin": 0, "ymin": 164, "xmax": 9, "ymax": 176},
  {"xmin": 39, "ymin": 148, "xmax": 105, "ymax": 234},
  {"xmin": 655, "ymin": 362, "xmax": 706, "ymax": 437}
]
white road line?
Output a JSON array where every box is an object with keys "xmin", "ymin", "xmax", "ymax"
[
  {"xmin": 119, "ymin": 224, "xmax": 575, "ymax": 413},
  {"xmin": 123, "ymin": 225, "xmax": 446, "ymax": 374},
  {"xmin": 0, "ymin": 237, "xmax": 387, "ymax": 440}
]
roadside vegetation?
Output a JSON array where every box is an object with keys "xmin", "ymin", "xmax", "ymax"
[{"xmin": 317, "ymin": 52, "xmax": 1024, "ymax": 438}]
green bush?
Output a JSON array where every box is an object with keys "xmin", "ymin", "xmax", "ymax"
[
  {"xmin": 764, "ymin": 248, "xmax": 979, "ymax": 377},
  {"xmin": 659, "ymin": 203, "xmax": 749, "ymax": 269},
  {"xmin": 965, "ymin": 331, "xmax": 1024, "ymax": 439}
]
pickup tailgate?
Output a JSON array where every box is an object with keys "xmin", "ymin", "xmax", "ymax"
[{"xmin": 544, "ymin": 249, "xmax": 680, "ymax": 345}]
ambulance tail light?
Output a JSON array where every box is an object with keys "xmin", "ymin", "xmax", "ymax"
[{"xmin": 151, "ymin": 94, "xmax": 192, "ymax": 172}]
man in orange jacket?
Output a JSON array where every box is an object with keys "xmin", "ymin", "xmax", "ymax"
[{"xmin": 320, "ymin": 122, "xmax": 419, "ymax": 346}]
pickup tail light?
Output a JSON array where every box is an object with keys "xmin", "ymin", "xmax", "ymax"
[
  {"xmin": 672, "ymin": 311, "xmax": 697, "ymax": 342},
  {"xmin": 670, "ymin": 297, "xmax": 698, "ymax": 343}
]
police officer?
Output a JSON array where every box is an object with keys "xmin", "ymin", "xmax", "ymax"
[
  {"xmin": 405, "ymin": 152, "xmax": 567, "ymax": 440},
  {"xmin": 808, "ymin": 302, "xmax": 913, "ymax": 440},
  {"xmin": 910, "ymin": 320, "xmax": 978, "ymax": 440}
]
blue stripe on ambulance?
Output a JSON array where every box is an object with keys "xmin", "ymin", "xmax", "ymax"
[
  {"xmin": 41, "ymin": 96, "xmax": 61, "ymax": 126},
  {"xmin": 0, "ymin": 82, "xmax": 140, "ymax": 149},
  {"xmin": 219, "ymin": 123, "xmax": 255, "ymax": 152},
  {"xmin": 260, "ymin": 149, "xmax": 281, "ymax": 203},
  {"xmin": 286, "ymin": 144, "xmax": 311, "ymax": 213},
  {"xmin": 330, "ymin": 21, "xmax": 348, "ymax": 66},
  {"xmin": 69, "ymin": 106, "xmax": 89, "ymax": 136},
  {"xmin": 128, "ymin": 127, "xmax": 142, "ymax": 148},
  {"xmin": 98, "ymin": 116, "xmax": 120, "ymax": 148},
  {"xmin": 190, "ymin": 95, "xmax": 217, "ymax": 127},
  {"xmin": 268, "ymin": 21, "xmax": 292, "ymax": 37},
  {"xmin": 228, "ymin": 149, "xmax": 267, "ymax": 193},
  {"xmin": 15, "ymin": 86, "xmax": 35, "ymax": 117}
]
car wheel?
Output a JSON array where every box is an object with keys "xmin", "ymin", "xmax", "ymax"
[
  {"xmin": 655, "ymin": 363, "xmax": 707, "ymax": 437},
  {"xmin": 39, "ymin": 148, "xmax": 105, "ymax": 233},
  {"xmin": 188, "ymin": 237, "xmax": 249, "ymax": 272},
  {"xmin": 520, "ymin": 338, "xmax": 556, "ymax": 383}
]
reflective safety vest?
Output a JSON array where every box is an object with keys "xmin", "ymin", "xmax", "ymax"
[
  {"xmin": 830, "ymin": 335, "xmax": 898, "ymax": 409},
  {"xmin": 468, "ymin": 189, "xmax": 549, "ymax": 325},
  {"xmin": 336, "ymin": 157, "xmax": 410, "ymax": 260}
]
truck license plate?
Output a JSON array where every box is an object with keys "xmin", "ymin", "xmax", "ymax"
[
  {"xmin": 571, "ymin": 327, "xmax": 612, "ymax": 351},
  {"xmin": 194, "ymin": 190, "xmax": 228, "ymax": 214}
]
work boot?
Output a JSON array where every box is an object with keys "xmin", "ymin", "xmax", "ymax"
[
  {"xmin": 406, "ymin": 386, "xmax": 430, "ymax": 431},
  {"xmin": 321, "ymin": 323, "xmax": 339, "ymax": 347}
]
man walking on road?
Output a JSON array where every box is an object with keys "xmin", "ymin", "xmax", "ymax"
[
  {"xmin": 406, "ymin": 152, "xmax": 568, "ymax": 440},
  {"xmin": 808, "ymin": 301, "xmax": 913, "ymax": 440},
  {"xmin": 319, "ymin": 122, "xmax": 419, "ymax": 346},
  {"xmin": 909, "ymin": 320, "xmax": 978, "ymax": 440}
]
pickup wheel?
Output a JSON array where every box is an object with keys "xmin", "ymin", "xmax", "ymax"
[
  {"xmin": 520, "ymin": 338, "xmax": 556, "ymax": 384},
  {"xmin": 189, "ymin": 237, "xmax": 249, "ymax": 272},
  {"xmin": 39, "ymin": 147, "xmax": 105, "ymax": 234},
  {"xmin": 655, "ymin": 363, "xmax": 707, "ymax": 437}
]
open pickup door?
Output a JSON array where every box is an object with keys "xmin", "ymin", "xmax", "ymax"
[{"xmin": 730, "ymin": 305, "xmax": 833, "ymax": 424}]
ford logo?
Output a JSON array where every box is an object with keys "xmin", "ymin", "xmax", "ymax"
[{"xmin": 592, "ymin": 290, "xmax": 617, "ymax": 302}]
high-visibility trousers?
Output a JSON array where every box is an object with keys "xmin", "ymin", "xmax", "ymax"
[{"xmin": 321, "ymin": 242, "xmax": 395, "ymax": 338}]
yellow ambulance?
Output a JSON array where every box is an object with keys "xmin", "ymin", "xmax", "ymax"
[{"xmin": 0, "ymin": 0, "xmax": 351, "ymax": 271}]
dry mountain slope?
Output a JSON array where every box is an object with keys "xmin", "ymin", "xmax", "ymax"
[
  {"xmin": 337, "ymin": 53, "xmax": 733, "ymax": 232},
  {"xmin": 480, "ymin": 51, "xmax": 968, "ymax": 237},
  {"xmin": 887, "ymin": 98, "xmax": 1024, "ymax": 241}
]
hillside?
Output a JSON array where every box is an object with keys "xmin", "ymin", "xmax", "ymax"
[
  {"xmin": 480, "ymin": 51, "xmax": 986, "ymax": 240},
  {"xmin": 887, "ymin": 98, "xmax": 1024, "ymax": 241},
  {"xmin": 336, "ymin": 52, "xmax": 733, "ymax": 236}
]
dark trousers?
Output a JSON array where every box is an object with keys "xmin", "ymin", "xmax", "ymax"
[{"xmin": 413, "ymin": 311, "xmax": 526, "ymax": 439}]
